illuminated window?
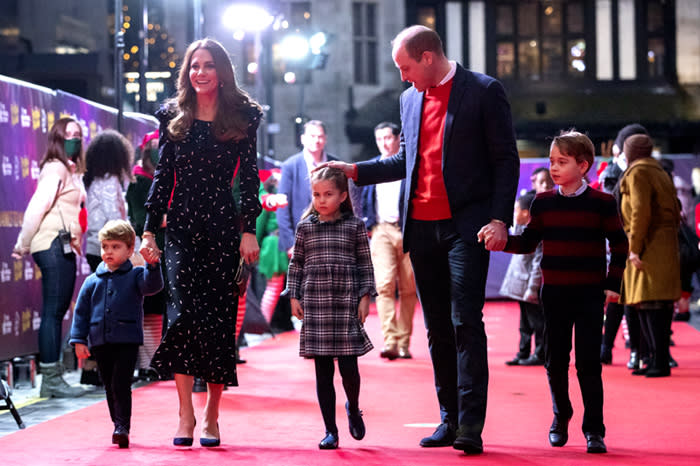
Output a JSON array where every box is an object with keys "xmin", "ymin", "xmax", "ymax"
[{"xmin": 493, "ymin": 0, "xmax": 587, "ymax": 81}]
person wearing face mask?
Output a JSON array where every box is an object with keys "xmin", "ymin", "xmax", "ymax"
[
  {"xmin": 126, "ymin": 129, "xmax": 167, "ymax": 381},
  {"xmin": 12, "ymin": 117, "xmax": 87, "ymax": 398}
]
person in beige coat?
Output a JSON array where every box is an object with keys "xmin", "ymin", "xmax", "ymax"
[
  {"xmin": 12, "ymin": 117, "xmax": 87, "ymax": 397},
  {"xmin": 619, "ymin": 134, "xmax": 680, "ymax": 378}
]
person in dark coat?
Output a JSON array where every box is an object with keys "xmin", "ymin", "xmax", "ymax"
[{"xmin": 70, "ymin": 220, "xmax": 163, "ymax": 448}]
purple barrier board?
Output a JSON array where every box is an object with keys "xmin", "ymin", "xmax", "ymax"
[{"xmin": 0, "ymin": 75, "xmax": 157, "ymax": 360}]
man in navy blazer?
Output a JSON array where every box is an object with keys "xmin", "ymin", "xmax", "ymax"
[
  {"xmin": 321, "ymin": 26, "xmax": 519, "ymax": 454},
  {"xmin": 276, "ymin": 120, "xmax": 337, "ymax": 254}
]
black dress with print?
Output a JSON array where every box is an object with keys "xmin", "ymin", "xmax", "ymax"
[{"xmin": 144, "ymin": 106, "xmax": 262, "ymax": 385}]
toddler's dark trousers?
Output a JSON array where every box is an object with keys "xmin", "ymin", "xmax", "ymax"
[{"xmin": 92, "ymin": 343, "xmax": 139, "ymax": 431}]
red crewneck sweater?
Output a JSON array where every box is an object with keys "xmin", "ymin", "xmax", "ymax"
[{"xmin": 411, "ymin": 78, "xmax": 453, "ymax": 220}]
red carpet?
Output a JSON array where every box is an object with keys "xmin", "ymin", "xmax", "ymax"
[{"xmin": 2, "ymin": 301, "xmax": 699, "ymax": 465}]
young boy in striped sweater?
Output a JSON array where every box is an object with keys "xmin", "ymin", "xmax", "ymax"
[{"xmin": 479, "ymin": 131, "xmax": 628, "ymax": 454}]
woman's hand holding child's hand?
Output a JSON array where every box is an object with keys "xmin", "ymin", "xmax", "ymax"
[
  {"xmin": 140, "ymin": 235, "xmax": 161, "ymax": 264},
  {"xmin": 75, "ymin": 343, "xmax": 90, "ymax": 359},
  {"xmin": 357, "ymin": 295, "xmax": 370, "ymax": 324},
  {"xmin": 291, "ymin": 298, "xmax": 304, "ymax": 320}
]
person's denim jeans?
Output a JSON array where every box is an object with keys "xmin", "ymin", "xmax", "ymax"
[{"xmin": 32, "ymin": 236, "xmax": 77, "ymax": 363}]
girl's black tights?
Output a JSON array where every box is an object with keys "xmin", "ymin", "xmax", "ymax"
[{"xmin": 314, "ymin": 356, "xmax": 360, "ymax": 434}]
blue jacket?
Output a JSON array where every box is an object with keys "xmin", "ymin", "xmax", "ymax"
[
  {"xmin": 355, "ymin": 65, "xmax": 520, "ymax": 251},
  {"xmin": 276, "ymin": 151, "xmax": 337, "ymax": 252},
  {"xmin": 361, "ymin": 155, "xmax": 406, "ymax": 231},
  {"xmin": 69, "ymin": 260, "xmax": 164, "ymax": 348}
]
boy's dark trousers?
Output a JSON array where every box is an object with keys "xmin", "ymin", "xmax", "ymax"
[
  {"xmin": 541, "ymin": 285, "xmax": 605, "ymax": 437},
  {"xmin": 517, "ymin": 301, "xmax": 545, "ymax": 360},
  {"xmin": 92, "ymin": 343, "xmax": 139, "ymax": 431}
]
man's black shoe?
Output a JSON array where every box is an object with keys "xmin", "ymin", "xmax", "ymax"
[
  {"xmin": 586, "ymin": 433, "xmax": 607, "ymax": 453},
  {"xmin": 548, "ymin": 415, "xmax": 570, "ymax": 447},
  {"xmin": 453, "ymin": 436, "xmax": 483, "ymax": 454},
  {"xmin": 505, "ymin": 356, "xmax": 522, "ymax": 366},
  {"xmin": 519, "ymin": 355, "xmax": 545, "ymax": 366},
  {"xmin": 112, "ymin": 425, "xmax": 129, "ymax": 448},
  {"xmin": 419, "ymin": 422, "xmax": 456, "ymax": 447}
]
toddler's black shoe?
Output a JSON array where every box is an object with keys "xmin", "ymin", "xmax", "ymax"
[
  {"xmin": 548, "ymin": 415, "xmax": 571, "ymax": 447},
  {"xmin": 112, "ymin": 425, "xmax": 129, "ymax": 448},
  {"xmin": 585, "ymin": 433, "xmax": 607, "ymax": 453},
  {"xmin": 319, "ymin": 432, "xmax": 339, "ymax": 449},
  {"xmin": 345, "ymin": 401, "xmax": 365, "ymax": 440}
]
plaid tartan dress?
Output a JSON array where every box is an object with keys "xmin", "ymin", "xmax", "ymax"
[{"xmin": 287, "ymin": 213, "xmax": 375, "ymax": 357}]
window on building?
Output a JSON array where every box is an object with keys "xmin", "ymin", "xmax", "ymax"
[
  {"xmin": 493, "ymin": 0, "xmax": 588, "ymax": 81},
  {"xmin": 352, "ymin": 2, "xmax": 378, "ymax": 85},
  {"xmin": 417, "ymin": 6, "xmax": 437, "ymax": 30},
  {"xmin": 641, "ymin": 0, "xmax": 669, "ymax": 80}
]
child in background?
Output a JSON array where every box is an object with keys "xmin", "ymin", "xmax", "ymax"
[
  {"xmin": 500, "ymin": 191, "xmax": 545, "ymax": 366},
  {"xmin": 256, "ymin": 169, "xmax": 290, "ymax": 323},
  {"xmin": 285, "ymin": 167, "xmax": 375, "ymax": 450},
  {"xmin": 126, "ymin": 130, "xmax": 167, "ymax": 380},
  {"xmin": 479, "ymin": 131, "xmax": 628, "ymax": 454},
  {"xmin": 69, "ymin": 220, "xmax": 163, "ymax": 448}
]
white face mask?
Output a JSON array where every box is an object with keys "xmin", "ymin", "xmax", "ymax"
[{"xmin": 617, "ymin": 153, "xmax": 628, "ymax": 171}]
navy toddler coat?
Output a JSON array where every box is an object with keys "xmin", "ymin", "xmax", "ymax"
[{"xmin": 70, "ymin": 260, "xmax": 164, "ymax": 348}]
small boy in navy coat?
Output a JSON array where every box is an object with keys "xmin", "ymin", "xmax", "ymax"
[{"xmin": 70, "ymin": 220, "xmax": 163, "ymax": 448}]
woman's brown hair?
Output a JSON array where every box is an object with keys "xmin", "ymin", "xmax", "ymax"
[
  {"xmin": 40, "ymin": 117, "xmax": 85, "ymax": 173},
  {"xmin": 167, "ymin": 37, "xmax": 262, "ymax": 142}
]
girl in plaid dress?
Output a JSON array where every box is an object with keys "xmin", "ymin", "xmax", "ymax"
[{"xmin": 286, "ymin": 167, "xmax": 376, "ymax": 450}]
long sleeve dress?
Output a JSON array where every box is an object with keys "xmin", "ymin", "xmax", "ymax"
[
  {"xmin": 144, "ymin": 107, "xmax": 262, "ymax": 385},
  {"xmin": 286, "ymin": 212, "xmax": 375, "ymax": 357}
]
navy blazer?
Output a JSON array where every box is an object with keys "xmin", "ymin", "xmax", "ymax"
[
  {"xmin": 361, "ymin": 155, "xmax": 406, "ymax": 231},
  {"xmin": 69, "ymin": 260, "xmax": 164, "ymax": 348},
  {"xmin": 276, "ymin": 151, "xmax": 337, "ymax": 251},
  {"xmin": 356, "ymin": 65, "xmax": 519, "ymax": 251}
]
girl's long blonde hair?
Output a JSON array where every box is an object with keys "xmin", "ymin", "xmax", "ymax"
[{"xmin": 302, "ymin": 167, "xmax": 354, "ymax": 219}]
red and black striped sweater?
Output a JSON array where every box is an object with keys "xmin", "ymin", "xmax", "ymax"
[{"xmin": 504, "ymin": 186, "xmax": 629, "ymax": 292}]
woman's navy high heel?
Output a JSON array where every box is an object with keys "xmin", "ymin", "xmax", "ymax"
[
  {"xmin": 173, "ymin": 419, "xmax": 195, "ymax": 446},
  {"xmin": 200, "ymin": 423, "xmax": 220, "ymax": 447}
]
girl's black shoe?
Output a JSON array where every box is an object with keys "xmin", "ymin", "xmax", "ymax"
[
  {"xmin": 319, "ymin": 432, "xmax": 339, "ymax": 449},
  {"xmin": 345, "ymin": 401, "xmax": 365, "ymax": 440}
]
